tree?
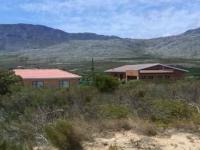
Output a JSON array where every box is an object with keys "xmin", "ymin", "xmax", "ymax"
[
  {"xmin": 94, "ymin": 74, "xmax": 119, "ymax": 92},
  {"xmin": 0, "ymin": 69, "xmax": 22, "ymax": 95}
]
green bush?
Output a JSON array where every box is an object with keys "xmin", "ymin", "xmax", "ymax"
[
  {"xmin": 0, "ymin": 70, "xmax": 22, "ymax": 95},
  {"xmin": 150, "ymin": 99, "xmax": 192, "ymax": 124},
  {"xmin": 94, "ymin": 74, "xmax": 119, "ymax": 92},
  {"xmin": 0, "ymin": 141, "xmax": 28, "ymax": 150},
  {"xmin": 45, "ymin": 120, "xmax": 83, "ymax": 150}
]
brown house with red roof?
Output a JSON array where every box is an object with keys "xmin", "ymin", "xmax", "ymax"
[
  {"xmin": 14, "ymin": 69, "xmax": 81, "ymax": 88},
  {"xmin": 105, "ymin": 63, "xmax": 188, "ymax": 82}
]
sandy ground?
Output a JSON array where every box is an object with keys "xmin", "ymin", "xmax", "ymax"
[
  {"xmin": 83, "ymin": 130, "xmax": 200, "ymax": 150},
  {"xmin": 34, "ymin": 130, "xmax": 200, "ymax": 150}
]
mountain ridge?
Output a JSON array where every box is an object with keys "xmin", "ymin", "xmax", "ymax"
[{"xmin": 1, "ymin": 24, "xmax": 200, "ymax": 60}]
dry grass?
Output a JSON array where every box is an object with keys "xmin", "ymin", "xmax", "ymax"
[
  {"xmin": 71, "ymin": 117, "xmax": 158, "ymax": 139},
  {"xmin": 108, "ymin": 144, "xmax": 121, "ymax": 150}
]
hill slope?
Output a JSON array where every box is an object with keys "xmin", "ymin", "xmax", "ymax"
[
  {"xmin": 1, "ymin": 24, "xmax": 200, "ymax": 60},
  {"xmin": 0, "ymin": 24, "xmax": 119, "ymax": 51},
  {"xmin": 145, "ymin": 29, "xmax": 200, "ymax": 58}
]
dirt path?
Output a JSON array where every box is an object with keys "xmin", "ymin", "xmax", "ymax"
[{"xmin": 83, "ymin": 130, "xmax": 200, "ymax": 150}]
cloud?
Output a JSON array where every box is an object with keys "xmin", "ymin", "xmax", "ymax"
[{"xmin": 8, "ymin": 0, "xmax": 200, "ymax": 38}]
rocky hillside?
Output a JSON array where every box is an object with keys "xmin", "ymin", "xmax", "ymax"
[
  {"xmin": 1, "ymin": 24, "xmax": 200, "ymax": 59},
  {"xmin": 145, "ymin": 29, "xmax": 200, "ymax": 58},
  {"xmin": 0, "ymin": 24, "xmax": 119, "ymax": 51}
]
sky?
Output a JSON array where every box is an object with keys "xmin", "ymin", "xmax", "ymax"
[{"xmin": 1, "ymin": 0, "xmax": 200, "ymax": 38}]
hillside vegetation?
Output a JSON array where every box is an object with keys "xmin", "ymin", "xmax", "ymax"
[
  {"xmin": 1, "ymin": 70, "xmax": 200, "ymax": 150},
  {"xmin": 1, "ymin": 24, "xmax": 200, "ymax": 66}
]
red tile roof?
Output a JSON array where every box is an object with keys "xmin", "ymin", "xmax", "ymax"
[{"xmin": 14, "ymin": 69, "xmax": 81, "ymax": 79}]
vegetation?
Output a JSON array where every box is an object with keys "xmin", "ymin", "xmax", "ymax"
[
  {"xmin": 45, "ymin": 120, "xmax": 83, "ymax": 150},
  {"xmin": 0, "ymin": 141, "xmax": 29, "ymax": 150},
  {"xmin": 94, "ymin": 74, "xmax": 120, "ymax": 92},
  {"xmin": 1, "ymin": 69, "xmax": 200, "ymax": 149},
  {"xmin": 0, "ymin": 69, "xmax": 22, "ymax": 95}
]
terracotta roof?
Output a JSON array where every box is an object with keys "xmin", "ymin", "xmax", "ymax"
[
  {"xmin": 105, "ymin": 63, "xmax": 188, "ymax": 73},
  {"xmin": 14, "ymin": 69, "xmax": 81, "ymax": 79}
]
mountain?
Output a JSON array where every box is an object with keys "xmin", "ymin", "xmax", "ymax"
[
  {"xmin": 0, "ymin": 24, "xmax": 119, "ymax": 51},
  {"xmin": 145, "ymin": 29, "xmax": 200, "ymax": 58},
  {"xmin": 0, "ymin": 24, "xmax": 200, "ymax": 61}
]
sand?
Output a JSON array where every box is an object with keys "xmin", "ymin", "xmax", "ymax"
[{"xmin": 83, "ymin": 130, "xmax": 200, "ymax": 150}]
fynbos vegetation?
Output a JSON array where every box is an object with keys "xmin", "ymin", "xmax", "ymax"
[{"xmin": 1, "ymin": 69, "xmax": 200, "ymax": 149}]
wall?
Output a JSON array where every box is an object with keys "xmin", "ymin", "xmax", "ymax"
[
  {"xmin": 139, "ymin": 71, "xmax": 186, "ymax": 80},
  {"xmin": 23, "ymin": 78, "xmax": 80, "ymax": 88},
  {"xmin": 126, "ymin": 70, "xmax": 139, "ymax": 77},
  {"xmin": 138, "ymin": 65, "xmax": 187, "ymax": 80}
]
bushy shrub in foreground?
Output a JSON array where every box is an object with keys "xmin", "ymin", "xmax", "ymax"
[
  {"xmin": 45, "ymin": 120, "xmax": 83, "ymax": 150},
  {"xmin": 150, "ymin": 99, "xmax": 195, "ymax": 124},
  {"xmin": 0, "ymin": 140, "xmax": 28, "ymax": 150},
  {"xmin": 0, "ymin": 69, "xmax": 22, "ymax": 95}
]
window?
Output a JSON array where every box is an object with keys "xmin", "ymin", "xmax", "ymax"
[
  {"xmin": 59, "ymin": 80, "xmax": 69, "ymax": 88},
  {"xmin": 147, "ymin": 76, "xmax": 153, "ymax": 79},
  {"xmin": 165, "ymin": 75, "xmax": 170, "ymax": 79},
  {"xmin": 141, "ymin": 76, "xmax": 146, "ymax": 79},
  {"xmin": 32, "ymin": 81, "xmax": 44, "ymax": 88},
  {"xmin": 127, "ymin": 76, "xmax": 137, "ymax": 80},
  {"xmin": 157, "ymin": 75, "xmax": 163, "ymax": 79}
]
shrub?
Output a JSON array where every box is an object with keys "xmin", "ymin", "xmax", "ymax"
[
  {"xmin": 45, "ymin": 120, "xmax": 83, "ymax": 150},
  {"xmin": 100, "ymin": 104, "xmax": 129, "ymax": 119},
  {"xmin": 0, "ymin": 141, "xmax": 29, "ymax": 150},
  {"xmin": 150, "ymin": 99, "xmax": 192, "ymax": 124},
  {"xmin": 0, "ymin": 70, "xmax": 22, "ymax": 95},
  {"xmin": 142, "ymin": 124, "xmax": 157, "ymax": 136},
  {"xmin": 109, "ymin": 144, "xmax": 120, "ymax": 150},
  {"xmin": 94, "ymin": 74, "xmax": 119, "ymax": 92}
]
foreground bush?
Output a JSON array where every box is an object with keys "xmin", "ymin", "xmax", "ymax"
[
  {"xmin": 0, "ymin": 69, "xmax": 22, "ymax": 95},
  {"xmin": 45, "ymin": 120, "xmax": 83, "ymax": 150},
  {"xmin": 150, "ymin": 99, "xmax": 195, "ymax": 124},
  {"xmin": 0, "ymin": 141, "xmax": 29, "ymax": 150}
]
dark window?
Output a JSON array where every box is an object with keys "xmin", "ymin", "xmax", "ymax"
[
  {"xmin": 157, "ymin": 75, "xmax": 163, "ymax": 79},
  {"xmin": 59, "ymin": 80, "xmax": 69, "ymax": 88},
  {"xmin": 127, "ymin": 76, "xmax": 137, "ymax": 80},
  {"xmin": 147, "ymin": 76, "xmax": 153, "ymax": 79},
  {"xmin": 120, "ymin": 74, "xmax": 124, "ymax": 80},
  {"xmin": 165, "ymin": 75, "xmax": 170, "ymax": 79},
  {"xmin": 141, "ymin": 76, "xmax": 146, "ymax": 79},
  {"xmin": 32, "ymin": 81, "xmax": 44, "ymax": 88}
]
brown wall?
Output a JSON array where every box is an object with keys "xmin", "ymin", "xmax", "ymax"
[
  {"xmin": 126, "ymin": 70, "xmax": 139, "ymax": 76},
  {"xmin": 108, "ymin": 70, "xmax": 186, "ymax": 81},
  {"xmin": 140, "ymin": 65, "xmax": 186, "ymax": 80},
  {"xmin": 139, "ymin": 70, "xmax": 186, "ymax": 80},
  {"xmin": 23, "ymin": 78, "xmax": 80, "ymax": 88}
]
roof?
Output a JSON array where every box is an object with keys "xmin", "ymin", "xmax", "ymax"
[
  {"xmin": 105, "ymin": 63, "xmax": 188, "ymax": 73},
  {"xmin": 14, "ymin": 69, "xmax": 81, "ymax": 79},
  {"xmin": 140, "ymin": 70, "xmax": 174, "ymax": 74}
]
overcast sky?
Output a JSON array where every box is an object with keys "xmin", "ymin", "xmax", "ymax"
[{"xmin": 1, "ymin": 0, "xmax": 200, "ymax": 38}]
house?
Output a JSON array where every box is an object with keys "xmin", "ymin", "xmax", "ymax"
[
  {"xmin": 105, "ymin": 63, "xmax": 188, "ymax": 81},
  {"xmin": 14, "ymin": 69, "xmax": 81, "ymax": 88}
]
